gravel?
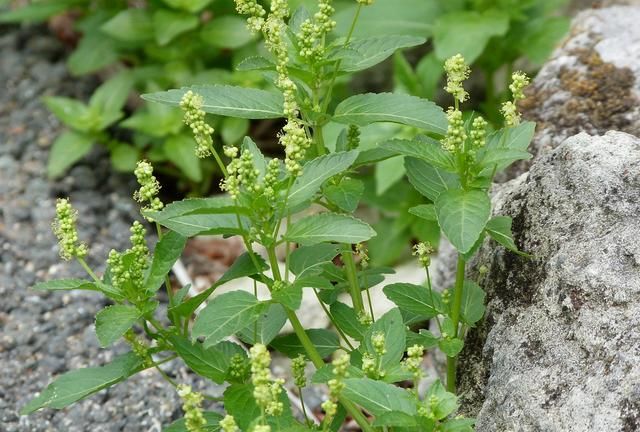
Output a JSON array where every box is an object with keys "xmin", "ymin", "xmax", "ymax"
[{"xmin": 0, "ymin": 27, "xmax": 221, "ymax": 431}]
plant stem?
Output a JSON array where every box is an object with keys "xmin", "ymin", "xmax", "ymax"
[
  {"xmin": 446, "ymin": 254, "xmax": 466, "ymax": 392},
  {"xmin": 341, "ymin": 249, "xmax": 365, "ymax": 315},
  {"xmin": 77, "ymin": 257, "xmax": 100, "ymax": 283}
]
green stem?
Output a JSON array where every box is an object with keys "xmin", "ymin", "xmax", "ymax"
[
  {"xmin": 267, "ymin": 247, "xmax": 373, "ymax": 432},
  {"xmin": 315, "ymin": 123, "xmax": 326, "ymax": 156},
  {"xmin": 446, "ymin": 254, "xmax": 466, "ymax": 392},
  {"xmin": 342, "ymin": 249, "xmax": 364, "ymax": 315},
  {"xmin": 77, "ymin": 257, "xmax": 100, "ymax": 283},
  {"xmin": 312, "ymin": 288, "xmax": 356, "ymax": 351}
]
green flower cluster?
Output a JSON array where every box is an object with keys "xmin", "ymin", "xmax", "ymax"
[
  {"xmin": 180, "ymin": 91, "xmax": 215, "ymax": 158},
  {"xmin": 297, "ymin": 0, "xmax": 336, "ymax": 63},
  {"xmin": 52, "ymin": 198, "xmax": 87, "ymax": 261},
  {"xmin": 291, "ymin": 354, "xmax": 307, "ymax": 388},
  {"xmin": 441, "ymin": 107, "xmax": 466, "ymax": 154},
  {"xmin": 222, "ymin": 149, "xmax": 260, "ymax": 200},
  {"xmin": 470, "ymin": 116, "xmax": 488, "ymax": 152},
  {"xmin": 107, "ymin": 221, "xmax": 149, "ymax": 295},
  {"xmin": 249, "ymin": 344, "xmax": 285, "ymax": 417},
  {"xmin": 363, "ymin": 331, "xmax": 386, "ymax": 379},
  {"xmin": 403, "ymin": 344, "xmax": 425, "ymax": 381},
  {"xmin": 347, "ymin": 125, "xmax": 361, "ymax": 150},
  {"xmin": 501, "ymin": 71, "xmax": 530, "ymax": 127},
  {"xmin": 133, "ymin": 161, "xmax": 163, "ymax": 216},
  {"xmin": 177, "ymin": 384, "xmax": 207, "ymax": 432},
  {"xmin": 234, "ymin": 0, "xmax": 266, "ymax": 33},
  {"xmin": 219, "ymin": 415, "xmax": 240, "ymax": 432},
  {"xmin": 322, "ymin": 353, "xmax": 350, "ymax": 424},
  {"xmin": 443, "ymin": 54, "xmax": 470, "ymax": 104},
  {"xmin": 412, "ymin": 241, "xmax": 434, "ymax": 267}
]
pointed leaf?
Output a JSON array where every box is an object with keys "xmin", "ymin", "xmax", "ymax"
[
  {"xmin": 324, "ymin": 178, "xmax": 364, "ymax": 212},
  {"xmin": 270, "ymin": 329, "xmax": 339, "ymax": 358},
  {"xmin": 143, "ymin": 85, "xmax": 284, "ymax": 119},
  {"xmin": 333, "ymin": 93, "xmax": 447, "ymax": 135},
  {"xmin": 408, "ymin": 204, "xmax": 437, "ymax": 221},
  {"xmin": 95, "ymin": 305, "xmax": 141, "ymax": 347},
  {"xmin": 383, "ymin": 282, "xmax": 443, "ymax": 319},
  {"xmin": 47, "ymin": 131, "xmax": 94, "ymax": 178},
  {"xmin": 285, "ymin": 213, "xmax": 376, "ymax": 246},
  {"xmin": 32, "ymin": 279, "xmax": 97, "ymax": 292},
  {"xmin": 330, "ymin": 302, "xmax": 366, "ymax": 341},
  {"xmin": 381, "ymin": 136, "xmax": 455, "ymax": 171},
  {"xmin": 485, "ymin": 215, "xmax": 528, "ymax": 255},
  {"xmin": 237, "ymin": 304, "xmax": 288, "ymax": 345},
  {"xmin": 405, "ymin": 157, "xmax": 459, "ymax": 201},
  {"xmin": 145, "ymin": 230, "xmax": 187, "ymax": 293},
  {"xmin": 460, "ymin": 280, "xmax": 486, "ymax": 326},
  {"xmin": 170, "ymin": 336, "xmax": 229, "ymax": 383},
  {"xmin": 435, "ymin": 189, "xmax": 491, "ymax": 254},
  {"xmin": 342, "ymin": 378, "xmax": 417, "ymax": 416},
  {"xmin": 365, "ymin": 308, "xmax": 406, "ymax": 368},
  {"xmin": 335, "ymin": 36, "xmax": 426, "ymax": 72},
  {"xmin": 289, "ymin": 244, "xmax": 340, "ymax": 276}
]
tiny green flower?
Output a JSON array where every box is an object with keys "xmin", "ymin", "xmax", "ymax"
[
  {"xmin": 355, "ymin": 243, "xmax": 369, "ymax": 268},
  {"xmin": 412, "ymin": 241, "xmax": 434, "ymax": 267},
  {"xmin": 52, "ymin": 198, "xmax": 88, "ymax": 261},
  {"xmin": 509, "ymin": 71, "xmax": 530, "ymax": 101},
  {"xmin": 357, "ymin": 311, "xmax": 372, "ymax": 326},
  {"xmin": 228, "ymin": 353, "xmax": 249, "ymax": 381},
  {"xmin": 441, "ymin": 107, "xmax": 466, "ymax": 153},
  {"xmin": 444, "ymin": 54, "xmax": 470, "ymax": 103},
  {"xmin": 372, "ymin": 331, "xmax": 386, "ymax": 356},
  {"xmin": 470, "ymin": 116, "xmax": 488, "ymax": 151},
  {"xmin": 133, "ymin": 161, "xmax": 163, "ymax": 216},
  {"xmin": 362, "ymin": 353, "xmax": 377, "ymax": 377},
  {"xmin": 292, "ymin": 354, "xmax": 307, "ymax": 388},
  {"xmin": 280, "ymin": 120, "xmax": 312, "ymax": 176},
  {"xmin": 180, "ymin": 91, "xmax": 215, "ymax": 158},
  {"xmin": 253, "ymin": 425, "xmax": 271, "ymax": 432},
  {"xmin": 501, "ymin": 101, "xmax": 519, "ymax": 127},
  {"xmin": 403, "ymin": 344, "xmax": 425, "ymax": 380},
  {"xmin": 177, "ymin": 384, "xmax": 207, "ymax": 432},
  {"xmin": 234, "ymin": 0, "xmax": 266, "ymax": 33},
  {"xmin": 501, "ymin": 71, "xmax": 530, "ymax": 127},
  {"xmin": 347, "ymin": 125, "xmax": 360, "ymax": 150},
  {"xmin": 219, "ymin": 415, "xmax": 240, "ymax": 432},
  {"xmin": 250, "ymin": 344, "xmax": 284, "ymax": 417}
]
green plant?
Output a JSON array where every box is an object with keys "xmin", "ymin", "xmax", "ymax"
[{"xmin": 23, "ymin": 0, "xmax": 533, "ymax": 430}]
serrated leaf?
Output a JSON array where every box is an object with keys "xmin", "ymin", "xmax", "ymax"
[
  {"xmin": 21, "ymin": 352, "xmax": 142, "ymax": 414},
  {"xmin": 159, "ymin": 213, "xmax": 248, "ymax": 238},
  {"xmin": 143, "ymin": 85, "xmax": 284, "ymax": 119},
  {"xmin": 364, "ymin": 308, "xmax": 405, "ymax": 369},
  {"xmin": 145, "ymin": 230, "xmax": 187, "ymax": 293},
  {"xmin": 95, "ymin": 305, "xmax": 141, "ymax": 347},
  {"xmin": 324, "ymin": 178, "xmax": 364, "ymax": 212},
  {"xmin": 32, "ymin": 279, "xmax": 97, "ymax": 292},
  {"xmin": 405, "ymin": 157, "xmax": 459, "ymax": 201},
  {"xmin": 435, "ymin": 189, "xmax": 491, "ymax": 254},
  {"xmin": 241, "ymin": 136, "xmax": 267, "ymax": 179},
  {"xmin": 288, "ymin": 151, "xmax": 359, "ymax": 208},
  {"xmin": 383, "ymin": 283, "xmax": 443, "ymax": 319},
  {"xmin": 289, "ymin": 244, "xmax": 339, "ymax": 276},
  {"xmin": 272, "ymin": 283, "xmax": 303, "ymax": 310},
  {"xmin": 335, "ymin": 36, "xmax": 426, "ymax": 72},
  {"xmin": 408, "ymin": 204, "xmax": 437, "ymax": 221},
  {"xmin": 285, "ymin": 213, "xmax": 376, "ymax": 246},
  {"xmin": 460, "ymin": 280, "xmax": 486, "ymax": 326},
  {"xmin": 342, "ymin": 378, "xmax": 417, "ymax": 416},
  {"xmin": 270, "ymin": 329, "xmax": 339, "ymax": 358},
  {"xmin": 236, "ymin": 56, "xmax": 274, "ymax": 71},
  {"xmin": 333, "ymin": 93, "xmax": 447, "ymax": 135},
  {"xmin": 330, "ymin": 302, "xmax": 366, "ymax": 341},
  {"xmin": 169, "ymin": 336, "xmax": 229, "ymax": 383},
  {"xmin": 192, "ymin": 291, "xmax": 266, "ymax": 348},
  {"xmin": 147, "ymin": 196, "xmax": 238, "ymax": 222},
  {"xmin": 380, "ymin": 136, "xmax": 456, "ymax": 171},
  {"xmin": 237, "ymin": 304, "xmax": 287, "ymax": 345}
]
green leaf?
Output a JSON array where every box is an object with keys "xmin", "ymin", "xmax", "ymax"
[
  {"xmin": 236, "ymin": 56, "xmax": 274, "ymax": 71},
  {"xmin": 221, "ymin": 117, "xmax": 250, "ymax": 146},
  {"xmin": 224, "ymin": 384, "xmax": 295, "ymax": 430},
  {"xmin": 324, "ymin": 178, "xmax": 364, "ymax": 213},
  {"xmin": 95, "ymin": 305, "xmax": 141, "ymax": 347},
  {"xmin": 270, "ymin": 329, "xmax": 339, "ymax": 358},
  {"xmin": 237, "ymin": 304, "xmax": 287, "ymax": 345},
  {"xmin": 110, "ymin": 144, "xmax": 139, "ymax": 172},
  {"xmin": 375, "ymin": 156, "xmax": 405, "ymax": 195},
  {"xmin": 288, "ymin": 151, "xmax": 359, "ymax": 208},
  {"xmin": 161, "ymin": 0, "xmax": 212, "ymax": 13},
  {"xmin": 201, "ymin": 16, "xmax": 256, "ymax": 49},
  {"xmin": 333, "ymin": 93, "xmax": 447, "ymax": 135},
  {"xmin": 426, "ymin": 380, "xmax": 458, "ymax": 419},
  {"xmin": 47, "ymin": 131, "xmax": 94, "ymax": 178},
  {"xmin": 312, "ymin": 364, "xmax": 365, "ymax": 384},
  {"xmin": 485, "ymin": 216, "xmax": 525, "ymax": 255},
  {"xmin": 145, "ymin": 230, "xmax": 187, "ymax": 293},
  {"xmin": 152, "ymin": 9, "xmax": 198, "ymax": 46},
  {"xmin": 438, "ymin": 337, "xmax": 464, "ymax": 357},
  {"xmin": 67, "ymin": 34, "xmax": 119, "ymax": 75},
  {"xmin": 330, "ymin": 302, "xmax": 366, "ymax": 341},
  {"xmin": 520, "ymin": 16, "xmax": 570, "ymax": 65},
  {"xmin": 405, "ymin": 157, "xmax": 459, "ymax": 201},
  {"xmin": 241, "ymin": 136, "xmax": 267, "ymax": 178},
  {"xmin": 372, "ymin": 411, "xmax": 419, "ymax": 428},
  {"xmin": 159, "ymin": 213, "xmax": 248, "ymax": 238},
  {"xmin": 0, "ymin": 0, "xmax": 81, "ymax": 23},
  {"xmin": 335, "ymin": 36, "xmax": 426, "ymax": 72},
  {"xmin": 289, "ymin": 244, "xmax": 339, "ymax": 276},
  {"xmin": 476, "ymin": 148, "xmax": 531, "ymax": 173},
  {"xmin": 192, "ymin": 291, "xmax": 267, "ymax": 348},
  {"xmin": 32, "ymin": 279, "xmax": 96, "ymax": 292},
  {"xmin": 272, "ymin": 283, "xmax": 303, "ymax": 310},
  {"xmin": 440, "ymin": 418, "xmax": 475, "ymax": 432},
  {"xmin": 435, "ymin": 189, "xmax": 491, "ymax": 254},
  {"xmin": 406, "ymin": 329, "xmax": 439, "ymax": 349},
  {"xmin": 163, "ymin": 411, "xmax": 223, "ymax": 432},
  {"xmin": 148, "ymin": 196, "xmax": 238, "ymax": 222},
  {"xmin": 143, "ymin": 85, "xmax": 284, "ymax": 119},
  {"xmin": 365, "ymin": 308, "xmax": 406, "ymax": 369},
  {"xmin": 21, "ymin": 352, "xmax": 142, "ymax": 414},
  {"xmin": 165, "ymin": 134, "xmax": 203, "ymax": 182},
  {"xmin": 285, "ymin": 213, "xmax": 376, "ymax": 246},
  {"xmin": 460, "ymin": 280, "xmax": 486, "ymax": 327},
  {"xmin": 408, "ymin": 204, "xmax": 437, "ymax": 221},
  {"xmin": 342, "ymin": 378, "xmax": 417, "ymax": 416},
  {"xmin": 380, "ymin": 136, "xmax": 456, "ymax": 171},
  {"xmin": 89, "ymin": 72, "xmax": 133, "ymax": 118},
  {"xmin": 171, "ymin": 253, "xmax": 268, "ymax": 317},
  {"xmin": 170, "ymin": 336, "xmax": 229, "ymax": 384},
  {"xmin": 383, "ymin": 283, "xmax": 443, "ymax": 319},
  {"xmin": 433, "ymin": 10, "xmax": 510, "ymax": 63},
  {"xmin": 101, "ymin": 9, "xmax": 154, "ymax": 42},
  {"xmin": 44, "ymin": 97, "xmax": 96, "ymax": 132}
]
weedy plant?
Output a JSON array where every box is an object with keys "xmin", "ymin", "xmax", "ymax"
[{"xmin": 23, "ymin": 0, "xmax": 535, "ymax": 430}]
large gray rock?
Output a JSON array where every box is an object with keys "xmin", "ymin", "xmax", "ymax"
[
  {"xmin": 457, "ymin": 131, "xmax": 640, "ymax": 431},
  {"xmin": 507, "ymin": 6, "xmax": 640, "ymax": 180}
]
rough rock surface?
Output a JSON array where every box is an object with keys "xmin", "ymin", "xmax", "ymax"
[
  {"xmin": 507, "ymin": 6, "xmax": 640, "ymax": 180},
  {"xmin": 456, "ymin": 131, "xmax": 640, "ymax": 431},
  {"xmin": 0, "ymin": 27, "xmax": 222, "ymax": 431}
]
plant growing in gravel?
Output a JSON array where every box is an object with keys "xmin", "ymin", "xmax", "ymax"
[{"xmin": 23, "ymin": 0, "xmax": 534, "ymax": 430}]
